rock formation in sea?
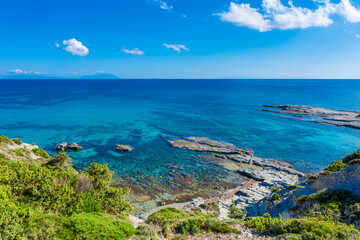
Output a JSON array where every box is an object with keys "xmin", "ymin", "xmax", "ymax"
[
  {"xmin": 67, "ymin": 143, "xmax": 83, "ymax": 151},
  {"xmin": 115, "ymin": 144, "xmax": 133, "ymax": 152},
  {"xmin": 166, "ymin": 136, "xmax": 305, "ymax": 219},
  {"xmin": 261, "ymin": 104, "xmax": 360, "ymax": 129},
  {"xmin": 55, "ymin": 142, "xmax": 68, "ymax": 151}
]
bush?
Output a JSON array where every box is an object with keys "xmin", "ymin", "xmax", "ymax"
[
  {"xmin": 147, "ymin": 207, "xmax": 237, "ymax": 236},
  {"xmin": 342, "ymin": 149, "xmax": 360, "ymax": 164},
  {"xmin": 269, "ymin": 193, "xmax": 281, "ymax": 202},
  {"xmin": 228, "ymin": 201, "xmax": 246, "ymax": 219},
  {"xmin": 287, "ymin": 185, "xmax": 300, "ymax": 190},
  {"xmin": 271, "ymin": 186, "xmax": 281, "ymax": 192},
  {"xmin": 11, "ymin": 138, "xmax": 22, "ymax": 145},
  {"xmin": 348, "ymin": 159, "xmax": 360, "ymax": 166},
  {"xmin": 199, "ymin": 201, "xmax": 220, "ymax": 216},
  {"xmin": 324, "ymin": 160, "xmax": 346, "ymax": 173},
  {"xmin": 12, "ymin": 148, "xmax": 30, "ymax": 158},
  {"xmin": 44, "ymin": 152, "xmax": 71, "ymax": 171},
  {"xmin": 244, "ymin": 213, "xmax": 360, "ymax": 239},
  {"xmin": 61, "ymin": 213, "xmax": 137, "ymax": 239},
  {"xmin": 0, "ymin": 136, "xmax": 12, "ymax": 144},
  {"xmin": 75, "ymin": 174, "xmax": 93, "ymax": 194},
  {"xmin": 31, "ymin": 147, "xmax": 50, "ymax": 158}
]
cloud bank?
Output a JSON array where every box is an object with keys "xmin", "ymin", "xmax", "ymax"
[
  {"xmin": 163, "ymin": 43, "xmax": 190, "ymax": 53},
  {"xmin": 217, "ymin": 0, "xmax": 360, "ymax": 32},
  {"xmin": 121, "ymin": 48, "xmax": 145, "ymax": 55},
  {"xmin": 62, "ymin": 38, "xmax": 89, "ymax": 56}
]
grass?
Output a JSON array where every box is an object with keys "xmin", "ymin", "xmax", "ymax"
[
  {"xmin": 147, "ymin": 207, "xmax": 237, "ymax": 236},
  {"xmin": 31, "ymin": 147, "xmax": 50, "ymax": 158}
]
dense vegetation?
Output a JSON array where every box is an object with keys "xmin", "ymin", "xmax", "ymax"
[
  {"xmin": 244, "ymin": 213, "xmax": 359, "ymax": 240},
  {"xmin": 0, "ymin": 136, "xmax": 134, "ymax": 239},
  {"xmin": 1, "ymin": 136, "xmax": 360, "ymax": 239}
]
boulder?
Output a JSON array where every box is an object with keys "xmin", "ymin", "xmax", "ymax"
[
  {"xmin": 55, "ymin": 142, "xmax": 68, "ymax": 151},
  {"xmin": 68, "ymin": 143, "xmax": 83, "ymax": 151},
  {"xmin": 115, "ymin": 144, "xmax": 133, "ymax": 152}
]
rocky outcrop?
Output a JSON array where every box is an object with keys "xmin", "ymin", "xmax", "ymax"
[
  {"xmin": 169, "ymin": 137, "xmax": 253, "ymax": 155},
  {"xmin": 262, "ymin": 105, "xmax": 360, "ymax": 129},
  {"xmin": 55, "ymin": 142, "xmax": 68, "ymax": 151},
  {"xmin": 167, "ymin": 136, "xmax": 305, "ymax": 218},
  {"xmin": 115, "ymin": 144, "xmax": 133, "ymax": 152},
  {"xmin": 67, "ymin": 143, "xmax": 83, "ymax": 151},
  {"xmin": 310, "ymin": 163, "xmax": 360, "ymax": 195}
]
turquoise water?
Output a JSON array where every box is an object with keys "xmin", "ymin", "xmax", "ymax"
[{"xmin": 1, "ymin": 79, "xmax": 360, "ymax": 210}]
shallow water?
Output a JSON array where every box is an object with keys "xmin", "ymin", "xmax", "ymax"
[{"xmin": 1, "ymin": 79, "xmax": 360, "ymax": 212}]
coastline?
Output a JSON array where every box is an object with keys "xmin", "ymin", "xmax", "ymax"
[{"xmin": 133, "ymin": 136, "xmax": 305, "ymax": 220}]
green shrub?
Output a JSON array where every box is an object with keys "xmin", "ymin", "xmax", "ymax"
[
  {"xmin": 44, "ymin": 152, "xmax": 71, "ymax": 171},
  {"xmin": 199, "ymin": 201, "xmax": 220, "ymax": 216},
  {"xmin": 349, "ymin": 159, "xmax": 360, "ymax": 166},
  {"xmin": 324, "ymin": 160, "xmax": 346, "ymax": 173},
  {"xmin": 271, "ymin": 186, "xmax": 281, "ymax": 192},
  {"xmin": 11, "ymin": 138, "xmax": 22, "ymax": 145},
  {"xmin": 244, "ymin": 213, "xmax": 360, "ymax": 239},
  {"xmin": 61, "ymin": 213, "xmax": 137, "ymax": 239},
  {"xmin": 31, "ymin": 147, "xmax": 50, "ymax": 158},
  {"xmin": 12, "ymin": 148, "xmax": 30, "ymax": 158},
  {"xmin": 228, "ymin": 201, "xmax": 246, "ymax": 219},
  {"xmin": 269, "ymin": 193, "xmax": 281, "ymax": 202},
  {"xmin": 342, "ymin": 149, "xmax": 360, "ymax": 164},
  {"xmin": 82, "ymin": 195, "xmax": 103, "ymax": 213},
  {"xmin": 287, "ymin": 185, "xmax": 300, "ymax": 190},
  {"xmin": 0, "ymin": 136, "xmax": 12, "ymax": 144},
  {"xmin": 147, "ymin": 207, "xmax": 237, "ymax": 236}
]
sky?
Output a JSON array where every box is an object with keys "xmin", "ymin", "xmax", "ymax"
[{"xmin": 1, "ymin": 0, "xmax": 360, "ymax": 79}]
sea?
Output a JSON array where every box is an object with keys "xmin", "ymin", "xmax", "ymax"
[{"xmin": 1, "ymin": 79, "xmax": 360, "ymax": 213}]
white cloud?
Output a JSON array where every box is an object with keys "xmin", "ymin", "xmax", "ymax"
[
  {"xmin": 339, "ymin": 0, "xmax": 360, "ymax": 22},
  {"xmin": 55, "ymin": 43, "xmax": 60, "ymax": 48},
  {"xmin": 62, "ymin": 38, "xmax": 89, "ymax": 56},
  {"xmin": 9, "ymin": 69, "xmax": 24, "ymax": 74},
  {"xmin": 71, "ymin": 71, "xmax": 78, "ymax": 74},
  {"xmin": 218, "ymin": 3, "xmax": 271, "ymax": 32},
  {"xmin": 96, "ymin": 70, "xmax": 105, "ymax": 73},
  {"xmin": 163, "ymin": 43, "xmax": 190, "ymax": 53},
  {"xmin": 154, "ymin": 0, "xmax": 173, "ymax": 11},
  {"xmin": 121, "ymin": 48, "xmax": 145, "ymax": 55},
  {"xmin": 356, "ymin": 33, "xmax": 360, "ymax": 38},
  {"xmin": 217, "ymin": 0, "xmax": 360, "ymax": 32},
  {"xmin": 7, "ymin": 69, "xmax": 47, "ymax": 75}
]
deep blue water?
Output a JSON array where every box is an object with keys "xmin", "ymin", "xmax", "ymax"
[{"xmin": 1, "ymin": 79, "xmax": 360, "ymax": 210}]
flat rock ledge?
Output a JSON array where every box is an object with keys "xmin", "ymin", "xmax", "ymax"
[
  {"xmin": 167, "ymin": 136, "xmax": 305, "ymax": 219},
  {"xmin": 115, "ymin": 144, "xmax": 133, "ymax": 152},
  {"xmin": 261, "ymin": 104, "xmax": 360, "ymax": 129}
]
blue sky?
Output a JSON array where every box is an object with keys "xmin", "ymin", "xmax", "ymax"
[{"xmin": 1, "ymin": 0, "xmax": 360, "ymax": 78}]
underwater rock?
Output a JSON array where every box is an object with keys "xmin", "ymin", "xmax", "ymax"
[
  {"xmin": 115, "ymin": 144, "xmax": 133, "ymax": 152},
  {"xmin": 68, "ymin": 143, "xmax": 83, "ymax": 151},
  {"xmin": 54, "ymin": 142, "xmax": 68, "ymax": 151}
]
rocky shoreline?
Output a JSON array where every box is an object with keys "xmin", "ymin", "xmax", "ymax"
[
  {"xmin": 137, "ymin": 136, "xmax": 305, "ymax": 220},
  {"xmin": 261, "ymin": 104, "xmax": 360, "ymax": 129}
]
